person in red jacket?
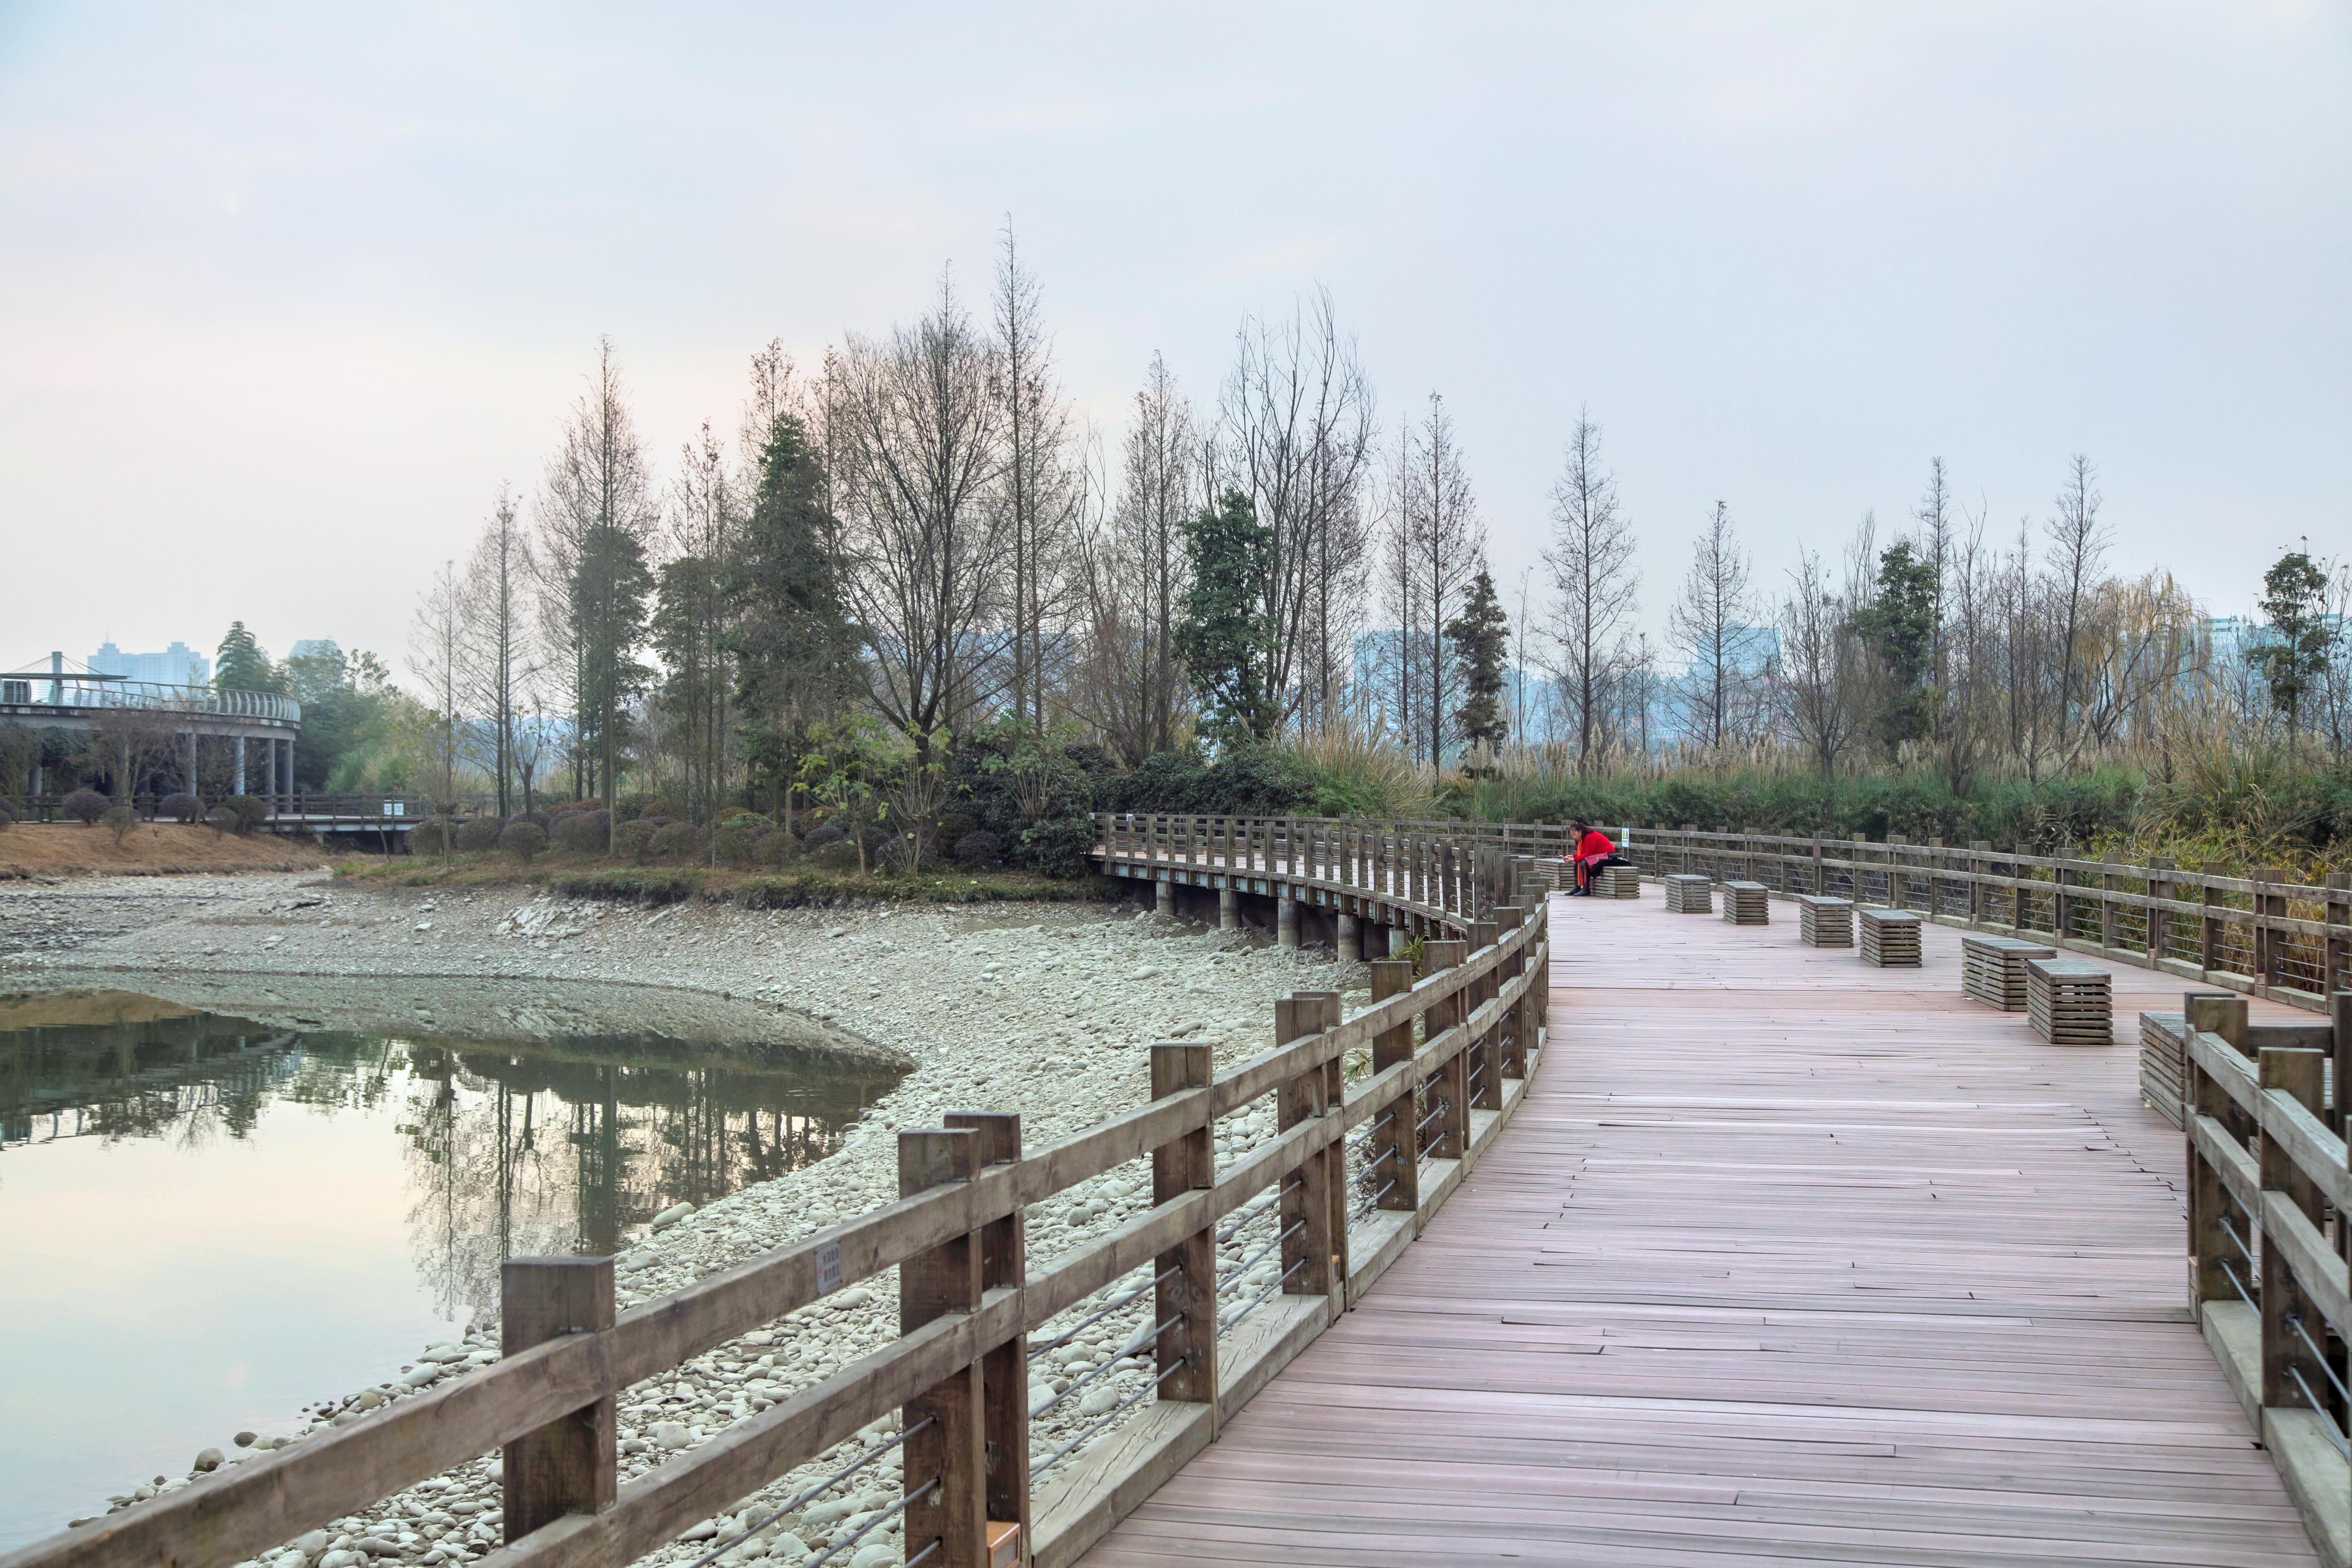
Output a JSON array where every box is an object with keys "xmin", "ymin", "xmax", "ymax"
[{"xmin": 1568, "ymin": 822, "xmax": 1631, "ymax": 895}]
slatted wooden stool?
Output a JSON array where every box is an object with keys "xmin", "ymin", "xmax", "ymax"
[
  {"xmin": 2137, "ymin": 1011, "xmax": 2187, "ymax": 1125},
  {"xmin": 1796, "ymin": 894, "xmax": 1852, "ymax": 947},
  {"xmin": 2027, "ymin": 957, "xmax": 2113, "ymax": 1044},
  {"xmin": 1721, "ymin": 881, "xmax": 1769, "ymax": 925},
  {"xmin": 1858, "ymin": 907, "xmax": 1922, "ymax": 967},
  {"xmin": 1961, "ymin": 934, "xmax": 2053, "ymax": 1011},
  {"xmin": 1594, "ymin": 865, "xmax": 1640, "ymax": 899},
  {"xmin": 1663, "ymin": 873, "xmax": 1712, "ymax": 913}
]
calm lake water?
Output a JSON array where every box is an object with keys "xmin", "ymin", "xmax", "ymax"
[{"xmin": 0, "ymin": 987, "xmax": 904, "ymax": 1552}]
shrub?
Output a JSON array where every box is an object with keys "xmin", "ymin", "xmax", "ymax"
[
  {"xmin": 62, "ymin": 789, "xmax": 109, "ymax": 826},
  {"xmin": 204, "ymin": 805, "xmax": 238, "ymax": 837},
  {"xmin": 614, "ymin": 793, "xmax": 682, "ymax": 824},
  {"xmin": 954, "ymin": 829, "xmax": 1002, "ymax": 867},
  {"xmin": 516, "ymin": 809, "xmax": 554, "ymax": 830},
  {"xmin": 937, "ymin": 812, "xmax": 977, "ymax": 847},
  {"xmin": 409, "ymin": 818, "xmax": 453, "ymax": 854},
  {"xmin": 103, "ymin": 804, "xmax": 139, "ymax": 845},
  {"xmin": 809, "ymin": 838, "xmax": 863, "ymax": 872},
  {"xmin": 553, "ymin": 810, "xmax": 611, "ymax": 853},
  {"xmin": 712, "ymin": 820, "xmax": 764, "ymax": 869},
  {"xmin": 649, "ymin": 821, "xmax": 702, "ymax": 862},
  {"xmin": 159, "ymin": 792, "xmax": 201, "ymax": 824},
  {"xmin": 456, "ymin": 817, "xmax": 503, "ymax": 853},
  {"xmin": 802, "ymin": 822, "xmax": 846, "ymax": 850},
  {"xmin": 754, "ymin": 829, "xmax": 801, "ymax": 868},
  {"xmin": 613, "ymin": 820, "xmax": 659, "ymax": 864},
  {"xmin": 500, "ymin": 821, "xmax": 548, "ymax": 862},
  {"xmin": 0, "ymin": 799, "xmax": 14, "ymax": 832},
  {"xmin": 227, "ymin": 796, "xmax": 272, "ymax": 834}
]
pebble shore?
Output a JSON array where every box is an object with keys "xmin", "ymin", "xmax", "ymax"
[{"xmin": 2, "ymin": 870, "xmax": 1365, "ymax": 1566}]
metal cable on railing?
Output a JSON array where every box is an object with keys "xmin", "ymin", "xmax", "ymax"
[
  {"xmin": 2284, "ymin": 1313, "xmax": 2352, "ymax": 1410},
  {"xmin": 2285, "ymin": 1364, "xmax": 2352, "ymax": 1459},
  {"xmin": 1027, "ymin": 1266, "xmax": 1179, "ymax": 1360},
  {"xmin": 680, "ymin": 1418, "xmax": 936, "ymax": 1568},
  {"xmin": 1220, "ymin": 1220, "xmax": 1306, "ymax": 1294},
  {"xmin": 1220, "ymin": 1258, "xmax": 1307, "ymax": 1330},
  {"xmin": 1033, "ymin": 1361, "xmax": 1191, "ymax": 1479},
  {"xmin": 797, "ymin": 1478, "xmax": 940, "ymax": 1568},
  {"xmin": 1030, "ymin": 1315, "xmax": 1182, "ymax": 1420},
  {"xmin": 1350, "ymin": 1178, "xmax": 1398, "ymax": 1222},
  {"xmin": 1215, "ymin": 1179, "xmax": 1299, "ymax": 1246},
  {"xmin": 1414, "ymin": 1098, "xmax": 1450, "ymax": 1140}
]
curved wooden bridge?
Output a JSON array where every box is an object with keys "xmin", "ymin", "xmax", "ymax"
[{"xmin": 8, "ymin": 816, "xmax": 2347, "ymax": 1568}]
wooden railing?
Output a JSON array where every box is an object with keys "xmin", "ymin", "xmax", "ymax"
[
  {"xmin": 1617, "ymin": 827, "xmax": 2352, "ymax": 1010},
  {"xmin": 4, "ymin": 827, "xmax": 1550, "ymax": 1568},
  {"xmin": 2183, "ymin": 991, "xmax": 2352, "ymax": 1567},
  {"xmin": 10, "ymin": 792, "xmax": 429, "ymax": 826}
]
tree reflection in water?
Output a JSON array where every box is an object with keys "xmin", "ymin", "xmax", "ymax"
[{"xmin": 0, "ymin": 991, "xmax": 903, "ymax": 1325}]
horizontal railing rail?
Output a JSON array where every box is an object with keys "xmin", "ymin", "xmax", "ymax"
[
  {"xmin": 4, "ymin": 823, "xmax": 1553, "ymax": 1568},
  {"xmin": 0, "ymin": 679, "xmax": 300, "ymax": 724},
  {"xmin": 8, "ymin": 792, "xmax": 430, "ymax": 825}
]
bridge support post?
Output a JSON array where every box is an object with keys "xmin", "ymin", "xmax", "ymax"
[
  {"xmin": 1278, "ymin": 896, "xmax": 1298, "ymax": 948},
  {"xmin": 185, "ymin": 733, "xmax": 197, "ymax": 795},
  {"xmin": 1368, "ymin": 959, "xmax": 1420, "ymax": 1218},
  {"xmin": 1219, "ymin": 886, "xmax": 1237, "ymax": 931},
  {"xmin": 233, "ymin": 735, "xmax": 246, "ymax": 795},
  {"xmin": 1275, "ymin": 996, "xmax": 1335, "ymax": 1304},
  {"xmin": 943, "ymin": 1111, "xmax": 1030, "ymax": 1565},
  {"xmin": 1422, "ymin": 941, "xmax": 1469, "ymax": 1163},
  {"xmin": 898, "ymin": 1128, "xmax": 990, "ymax": 1568},
  {"xmin": 1155, "ymin": 879, "xmax": 1174, "ymax": 919},
  {"xmin": 500, "ymin": 1255, "xmax": 616, "ymax": 1542},
  {"xmin": 1336, "ymin": 913, "xmax": 1359, "ymax": 962},
  {"xmin": 1150, "ymin": 1045, "xmax": 1218, "ymax": 1426},
  {"xmin": 1388, "ymin": 923, "xmax": 1408, "ymax": 958}
]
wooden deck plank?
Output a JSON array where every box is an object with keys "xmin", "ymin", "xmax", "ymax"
[{"xmin": 1077, "ymin": 891, "xmax": 2322, "ymax": 1567}]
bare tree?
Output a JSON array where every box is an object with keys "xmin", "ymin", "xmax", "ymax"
[
  {"xmin": 1069, "ymin": 356, "xmax": 1194, "ymax": 762},
  {"xmin": 1668, "ymin": 501, "xmax": 1759, "ymax": 751},
  {"xmin": 993, "ymin": 222, "xmax": 1082, "ymax": 731},
  {"xmin": 1392, "ymin": 392, "xmax": 1482, "ymax": 764},
  {"xmin": 1218, "ymin": 288, "xmax": 1376, "ymax": 732},
  {"xmin": 658, "ymin": 419, "xmax": 742, "ymax": 822},
  {"xmin": 2045, "ymin": 453, "xmax": 2110, "ymax": 758},
  {"xmin": 459, "ymin": 486, "xmax": 533, "ymax": 816},
  {"xmin": 409, "ymin": 557, "xmax": 465, "ymax": 807},
  {"xmin": 1777, "ymin": 546, "xmax": 1859, "ymax": 777},
  {"xmin": 833, "ymin": 269, "xmax": 1010, "ymax": 760},
  {"xmin": 1542, "ymin": 409, "xmax": 1639, "ymax": 766}
]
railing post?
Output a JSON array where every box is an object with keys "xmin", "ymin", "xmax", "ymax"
[
  {"xmin": 1494, "ymin": 906, "xmax": 1527, "ymax": 1081},
  {"xmin": 1148, "ymin": 1046, "xmax": 1217, "ymax": 1421},
  {"xmin": 2254, "ymin": 867, "xmax": 2287, "ymax": 991},
  {"xmin": 1421, "ymin": 940, "xmax": 1469, "ymax": 1162},
  {"xmin": 2146, "ymin": 856, "xmax": 2173, "ymax": 964},
  {"xmin": 942, "ymin": 1112, "xmax": 1028, "ymax": 1562},
  {"xmin": 2101, "ymin": 853, "xmax": 2123, "ymax": 954},
  {"xmin": 1301, "ymin": 990, "xmax": 1347, "ymax": 1301},
  {"xmin": 2202, "ymin": 862, "xmax": 2228, "ymax": 976},
  {"xmin": 1468, "ymin": 920, "xmax": 1502, "ymax": 1111},
  {"xmin": 1369, "ymin": 959, "xmax": 1419, "ymax": 1216},
  {"xmin": 2185, "ymin": 994, "xmax": 2249, "ymax": 1316},
  {"xmin": 500, "ymin": 1256, "xmax": 615, "ymax": 1542},
  {"xmin": 898, "ymin": 1129, "xmax": 988, "ymax": 1568},
  {"xmin": 2259, "ymin": 1045, "xmax": 2329, "ymax": 1422},
  {"xmin": 2326, "ymin": 875, "xmax": 2351, "ymax": 1000},
  {"xmin": 1275, "ymin": 996, "xmax": 1335, "ymax": 1303}
]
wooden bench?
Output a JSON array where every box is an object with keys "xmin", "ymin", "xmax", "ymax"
[
  {"xmin": 1796, "ymin": 894, "xmax": 1852, "ymax": 948},
  {"xmin": 1593, "ymin": 865, "xmax": 1640, "ymax": 899},
  {"xmin": 1859, "ymin": 907, "xmax": 1922, "ymax": 967},
  {"xmin": 1663, "ymin": 873, "xmax": 1712, "ymax": 914},
  {"xmin": 1962, "ymin": 933, "xmax": 2055, "ymax": 1011},
  {"xmin": 1721, "ymin": 881, "xmax": 1769, "ymax": 926},
  {"xmin": 2027, "ymin": 956, "xmax": 2112, "ymax": 1044},
  {"xmin": 2138, "ymin": 1011, "xmax": 2187, "ymax": 1125}
]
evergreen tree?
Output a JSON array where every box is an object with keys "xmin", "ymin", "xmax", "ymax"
[
  {"xmin": 1853, "ymin": 541, "xmax": 1939, "ymax": 755},
  {"xmin": 1446, "ymin": 566, "xmax": 1510, "ymax": 756},
  {"xmin": 571, "ymin": 522, "xmax": 653, "ymax": 800},
  {"xmin": 213, "ymin": 622, "xmax": 284, "ymax": 694},
  {"xmin": 732, "ymin": 412, "xmax": 857, "ymax": 820},
  {"xmin": 2259, "ymin": 548, "xmax": 2334, "ymax": 740},
  {"xmin": 1176, "ymin": 488, "xmax": 1279, "ymax": 745}
]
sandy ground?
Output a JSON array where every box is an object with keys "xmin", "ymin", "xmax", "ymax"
[
  {"xmin": 0, "ymin": 822, "xmax": 332, "ymax": 880},
  {"xmin": 2, "ymin": 870, "xmax": 1364, "ymax": 1567}
]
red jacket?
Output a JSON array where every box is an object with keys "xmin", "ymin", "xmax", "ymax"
[{"xmin": 1576, "ymin": 829, "xmax": 1615, "ymax": 862}]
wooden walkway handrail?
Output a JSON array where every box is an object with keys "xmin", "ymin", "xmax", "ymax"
[
  {"xmin": 8, "ymin": 820, "xmax": 1550, "ymax": 1568},
  {"xmin": 2183, "ymin": 991, "xmax": 2352, "ymax": 1564}
]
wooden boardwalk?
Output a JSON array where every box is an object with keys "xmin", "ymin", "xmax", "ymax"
[{"xmin": 1078, "ymin": 889, "xmax": 2323, "ymax": 1567}]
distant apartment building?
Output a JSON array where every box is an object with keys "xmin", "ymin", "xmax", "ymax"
[{"xmin": 88, "ymin": 640, "xmax": 210, "ymax": 687}]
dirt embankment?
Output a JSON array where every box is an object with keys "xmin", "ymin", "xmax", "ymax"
[{"xmin": 0, "ymin": 823, "xmax": 332, "ymax": 879}]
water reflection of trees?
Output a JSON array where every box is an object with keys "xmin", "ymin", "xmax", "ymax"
[{"xmin": 1, "ymin": 995, "xmax": 904, "ymax": 1327}]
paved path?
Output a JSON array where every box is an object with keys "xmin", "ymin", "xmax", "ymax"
[{"xmin": 1078, "ymin": 889, "xmax": 2321, "ymax": 1567}]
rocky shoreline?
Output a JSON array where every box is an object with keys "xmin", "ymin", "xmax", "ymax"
[{"xmin": 0, "ymin": 871, "xmax": 1365, "ymax": 1567}]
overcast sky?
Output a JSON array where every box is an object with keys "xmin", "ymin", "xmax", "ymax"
[{"xmin": 3, "ymin": 2, "xmax": 2346, "ymax": 685}]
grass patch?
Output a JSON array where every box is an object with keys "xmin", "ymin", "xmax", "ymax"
[{"xmin": 333, "ymin": 851, "xmax": 1118, "ymax": 910}]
